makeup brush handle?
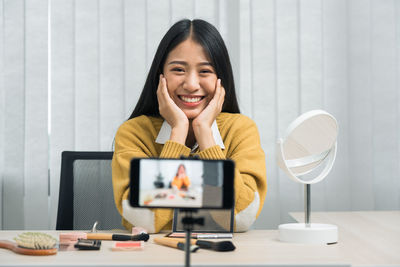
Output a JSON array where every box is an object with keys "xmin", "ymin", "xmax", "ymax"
[
  {"xmin": 86, "ymin": 233, "xmax": 112, "ymax": 240},
  {"xmin": 85, "ymin": 233, "xmax": 149, "ymax": 241},
  {"xmin": 154, "ymin": 237, "xmax": 180, "ymax": 248},
  {"xmin": 166, "ymin": 237, "xmax": 197, "ymax": 245},
  {"xmin": 153, "ymin": 237, "xmax": 199, "ymax": 252}
]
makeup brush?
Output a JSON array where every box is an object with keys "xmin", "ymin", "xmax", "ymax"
[
  {"xmin": 193, "ymin": 240, "xmax": 235, "ymax": 252},
  {"xmin": 0, "ymin": 232, "xmax": 57, "ymax": 256},
  {"xmin": 154, "ymin": 237, "xmax": 199, "ymax": 252},
  {"xmin": 86, "ymin": 232, "xmax": 149, "ymax": 241},
  {"xmin": 159, "ymin": 237, "xmax": 236, "ymax": 252}
]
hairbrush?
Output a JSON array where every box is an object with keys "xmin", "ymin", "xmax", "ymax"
[{"xmin": 0, "ymin": 232, "xmax": 57, "ymax": 256}]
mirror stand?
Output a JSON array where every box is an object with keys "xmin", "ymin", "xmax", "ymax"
[
  {"xmin": 278, "ymin": 153, "xmax": 338, "ymax": 244},
  {"xmin": 276, "ymin": 110, "xmax": 339, "ymax": 244},
  {"xmin": 304, "ymin": 184, "xmax": 311, "ymax": 227}
]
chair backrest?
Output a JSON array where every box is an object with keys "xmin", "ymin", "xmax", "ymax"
[{"xmin": 56, "ymin": 151, "xmax": 123, "ymax": 230}]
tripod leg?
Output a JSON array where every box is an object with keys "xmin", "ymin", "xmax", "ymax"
[{"xmin": 185, "ymin": 228, "xmax": 191, "ymax": 267}]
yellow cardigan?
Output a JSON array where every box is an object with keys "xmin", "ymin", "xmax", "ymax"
[{"xmin": 112, "ymin": 112, "xmax": 267, "ymax": 233}]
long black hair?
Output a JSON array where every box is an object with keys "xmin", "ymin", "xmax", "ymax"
[{"xmin": 128, "ymin": 19, "xmax": 240, "ymax": 119}]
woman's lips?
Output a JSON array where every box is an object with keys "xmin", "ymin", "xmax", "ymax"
[{"xmin": 178, "ymin": 95, "xmax": 204, "ymax": 107}]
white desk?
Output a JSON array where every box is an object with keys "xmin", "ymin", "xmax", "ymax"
[
  {"xmin": 290, "ymin": 210, "xmax": 400, "ymax": 266},
  {"xmin": 0, "ymin": 211, "xmax": 399, "ymax": 267}
]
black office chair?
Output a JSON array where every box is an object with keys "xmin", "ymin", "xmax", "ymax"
[{"xmin": 56, "ymin": 151, "xmax": 123, "ymax": 230}]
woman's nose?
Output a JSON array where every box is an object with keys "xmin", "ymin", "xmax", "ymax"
[{"xmin": 183, "ymin": 72, "xmax": 200, "ymax": 92}]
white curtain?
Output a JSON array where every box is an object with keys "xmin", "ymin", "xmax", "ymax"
[
  {"xmin": 0, "ymin": 0, "xmax": 399, "ymax": 230},
  {"xmin": 0, "ymin": 0, "xmax": 48, "ymax": 229}
]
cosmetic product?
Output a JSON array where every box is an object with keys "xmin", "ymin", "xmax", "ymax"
[
  {"xmin": 166, "ymin": 232, "xmax": 233, "ymax": 239},
  {"xmin": 58, "ymin": 232, "xmax": 87, "ymax": 251},
  {"xmin": 59, "ymin": 232, "xmax": 87, "ymax": 244},
  {"xmin": 132, "ymin": 227, "xmax": 148, "ymax": 235},
  {"xmin": 111, "ymin": 241, "xmax": 144, "ymax": 251},
  {"xmin": 74, "ymin": 239, "xmax": 101, "ymax": 250},
  {"xmin": 196, "ymin": 233, "xmax": 233, "ymax": 239}
]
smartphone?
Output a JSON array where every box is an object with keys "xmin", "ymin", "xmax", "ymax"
[{"xmin": 130, "ymin": 158, "xmax": 234, "ymax": 209}]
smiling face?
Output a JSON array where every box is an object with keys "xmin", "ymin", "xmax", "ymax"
[
  {"xmin": 177, "ymin": 165, "xmax": 186, "ymax": 176},
  {"xmin": 163, "ymin": 38, "xmax": 217, "ymax": 119}
]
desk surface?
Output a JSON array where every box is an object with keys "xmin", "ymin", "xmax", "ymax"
[
  {"xmin": 290, "ymin": 210, "xmax": 400, "ymax": 266},
  {"xmin": 0, "ymin": 211, "xmax": 399, "ymax": 267}
]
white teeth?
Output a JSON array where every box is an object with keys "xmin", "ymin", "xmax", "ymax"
[{"xmin": 180, "ymin": 96, "xmax": 202, "ymax": 103}]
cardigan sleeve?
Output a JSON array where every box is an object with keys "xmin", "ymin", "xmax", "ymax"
[
  {"xmin": 197, "ymin": 116, "xmax": 267, "ymax": 232},
  {"xmin": 112, "ymin": 120, "xmax": 191, "ymax": 233}
]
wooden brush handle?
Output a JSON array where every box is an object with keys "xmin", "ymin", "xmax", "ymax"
[
  {"xmin": 86, "ymin": 233, "xmax": 112, "ymax": 240},
  {"xmin": 165, "ymin": 238, "xmax": 196, "ymax": 245},
  {"xmin": 0, "ymin": 240, "xmax": 57, "ymax": 256},
  {"xmin": 154, "ymin": 237, "xmax": 199, "ymax": 252},
  {"xmin": 154, "ymin": 237, "xmax": 182, "ymax": 248}
]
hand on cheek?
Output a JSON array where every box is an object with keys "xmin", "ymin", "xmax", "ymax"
[
  {"xmin": 156, "ymin": 74, "xmax": 189, "ymax": 144},
  {"xmin": 192, "ymin": 79, "xmax": 225, "ymax": 151}
]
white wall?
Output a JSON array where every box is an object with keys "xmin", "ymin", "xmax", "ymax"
[{"xmin": 0, "ymin": 0, "xmax": 399, "ymax": 230}]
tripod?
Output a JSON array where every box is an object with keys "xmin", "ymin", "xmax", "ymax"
[{"xmin": 180, "ymin": 209, "xmax": 204, "ymax": 267}]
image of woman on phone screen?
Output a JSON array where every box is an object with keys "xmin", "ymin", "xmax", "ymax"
[
  {"xmin": 112, "ymin": 19, "xmax": 267, "ymax": 233},
  {"xmin": 171, "ymin": 164, "xmax": 191, "ymax": 191}
]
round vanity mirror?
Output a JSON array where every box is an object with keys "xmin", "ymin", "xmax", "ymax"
[
  {"xmin": 276, "ymin": 110, "xmax": 339, "ymax": 244},
  {"xmin": 276, "ymin": 110, "xmax": 338, "ymax": 184}
]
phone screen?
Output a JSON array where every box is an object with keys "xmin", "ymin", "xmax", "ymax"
[{"xmin": 130, "ymin": 158, "xmax": 234, "ymax": 209}]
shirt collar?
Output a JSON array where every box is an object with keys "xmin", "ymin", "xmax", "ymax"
[{"xmin": 155, "ymin": 120, "xmax": 225, "ymax": 150}]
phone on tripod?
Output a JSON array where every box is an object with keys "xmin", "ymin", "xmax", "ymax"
[{"xmin": 129, "ymin": 158, "xmax": 234, "ymax": 209}]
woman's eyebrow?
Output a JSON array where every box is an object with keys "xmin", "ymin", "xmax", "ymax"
[
  {"xmin": 168, "ymin": 61, "xmax": 187, "ymax": 65},
  {"xmin": 167, "ymin": 61, "xmax": 212, "ymax": 66},
  {"xmin": 197, "ymin": 62, "xmax": 213, "ymax": 67}
]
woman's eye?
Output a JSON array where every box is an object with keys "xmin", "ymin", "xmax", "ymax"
[
  {"xmin": 200, "ymin": 69, "xmax": 213, "ymax": 74},
  {"xmin": 172, "ymin": 67, "xmax": 184, "ymax": 72}
]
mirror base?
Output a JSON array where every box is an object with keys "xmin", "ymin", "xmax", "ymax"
[{"xmin": 278, "ymin": 223, "xmax": 338, "ymax": 244}]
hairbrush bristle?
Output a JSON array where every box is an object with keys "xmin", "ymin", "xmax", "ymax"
[{"xmin": 14, "ymin": 232, "xmax": 57, "ymax": 250}]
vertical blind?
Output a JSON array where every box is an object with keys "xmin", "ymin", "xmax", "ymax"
[
  {"xmin": 0, "ymin": 0, "xmax": 399, "ymax": 230},
  {"xmin": 1, "ymin": 0, "xmax": 48, "ymax": 229}
]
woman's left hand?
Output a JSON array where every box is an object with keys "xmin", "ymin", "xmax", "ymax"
[{"xmin": 192, "ymin": 79, "xmax": 225, "ymax": 151}]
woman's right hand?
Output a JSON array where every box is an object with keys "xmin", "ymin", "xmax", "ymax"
[{"xmin": 157, "ymin": 74, "xmax": 189, "ymax": 144}]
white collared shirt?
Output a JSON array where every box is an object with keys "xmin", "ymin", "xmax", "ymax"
[{"xmin": 155, "ymin": 120, "xmax": 225, "ymax": 152}]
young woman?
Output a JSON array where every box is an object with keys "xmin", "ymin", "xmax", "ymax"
[
  {"xmin": 171, "ymin": 164, "xmax": 190, "ymax": 191},
  {"xmin": 112, "ymin": 19, "xmax": 267, "ymax": 233}
]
